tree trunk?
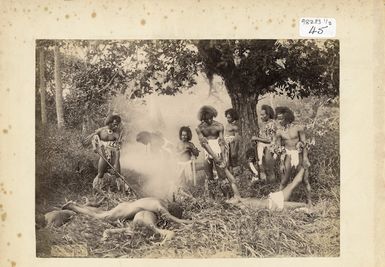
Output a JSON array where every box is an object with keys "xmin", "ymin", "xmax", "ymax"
[
  {"xmin": 54, "ymin": 46, "xmax": 65, "ymax": 129},
  {"xmin": 228, "ymin": 90, "xmax": 259, "ymax": 161},
  {"xmin": 38, "ymin": 48, "xmax": 47, "ymax": 126}
]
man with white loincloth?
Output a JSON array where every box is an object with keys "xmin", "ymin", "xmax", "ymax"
[
  {"xmin": 274, "ymin": 107, "xmax": 312, "ymax": 206},
  {"xmin": 195, "ymin": 106, "xmax": 241, "ymax": 202}
]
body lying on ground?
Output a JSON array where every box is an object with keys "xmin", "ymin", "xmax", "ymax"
[
  {"xmin": 234, "ymin": 168, "xmax": 308, "ymax": 211},
  {"xmin": 62, "ymin": 197, "xmax": 191, "ymax": 243}
]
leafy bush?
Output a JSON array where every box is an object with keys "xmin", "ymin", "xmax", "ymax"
[{"xmin": 36, "ymin": 125, "xmax": 97, "ymax": 199}]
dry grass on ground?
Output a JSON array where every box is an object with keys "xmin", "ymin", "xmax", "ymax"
[{"xmin": 36, "ymin": 171, "xmax": 340, "ymax": 258}]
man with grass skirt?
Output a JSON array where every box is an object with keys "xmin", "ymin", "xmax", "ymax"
[
  {"xmin": 195, "ymin": 105, "xmax": 241, "ymax": 203},
  {"xmin": 83, "ymin": 114, "xmax": 127, "ymax": 193}
]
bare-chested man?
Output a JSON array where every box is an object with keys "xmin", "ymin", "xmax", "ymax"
[
  {"xmin": 251, "ymin": 105, "xmax": 277, "ymax": 182},
  {"xmin": 224, "ymin": 108, "xmax": 240, "ymax": 170},
  {"xmin": 195, "ymin": 105, "xmax": 241, "ymax": 202},
  {"xmin": 62, "ymin": 197, "xmax": 191, "ymax": 243},
  {"xmin": 84, "ymin": 115, "xmax": 125, "ymax": 192},
  {"xmin": 274, "ymin": 107, "xmax": 312, "ymax": 206}
]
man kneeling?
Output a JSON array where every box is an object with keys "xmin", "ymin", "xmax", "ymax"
[{"xmin": 62, "ymin": 197, "xmax": 191, "ymax": 243}]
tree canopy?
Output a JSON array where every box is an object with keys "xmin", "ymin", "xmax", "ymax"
[{"xmin": 36, "ymin": 39, "xmax": 339, "ymax": 132}]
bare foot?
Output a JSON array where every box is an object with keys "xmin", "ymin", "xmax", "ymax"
[
  {"xmin": 158, "ymin": 229, "xmax": 175, "ymax": 245},
  {"xmin": 225, "ymin": 197, "xmax": 241, "ymax": 204}
]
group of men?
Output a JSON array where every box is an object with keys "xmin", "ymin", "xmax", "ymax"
[
  {"xmin": 83, "ymin": 105, "xmax": 312, "ymax": 206},
  {"xmin": 53, "ymin": 105, "xmax": 312, "ymax": 243},
  {"xmin": 193, "ymin": 104, "xmax": 312, "ymax": 206}
]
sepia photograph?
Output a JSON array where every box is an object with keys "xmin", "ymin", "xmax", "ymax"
[{"xmin": 35, "ymin": 39, "xmax": 340, "ymax": 258}]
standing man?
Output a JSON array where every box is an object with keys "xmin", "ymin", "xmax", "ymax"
[
  {"xmin": 224, "ymin": 108, "xmax": 241, "ymax": 171},
  {"xmin": 274, "ymin": 107, "xmax": 312, "ymax": 206},
  {"xmin": 84, "ymin": 114, "xmax": 125, "ymax": 192},
  {"xmin": 251, "ymin": 105, "xmax": 277, "ymax": 182},
  {"xmin": 195, "ymin": 105, "xmax": 241, "ymax": 202}
]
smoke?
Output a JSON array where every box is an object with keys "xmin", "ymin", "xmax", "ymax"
[{"xmin": 112, "ymin": 75, "xmax": 231, "ymax": 199}]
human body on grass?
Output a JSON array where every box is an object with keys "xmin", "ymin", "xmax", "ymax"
[{"xmin": 62, "ymin": 197, "xmax": 191, "ymax": 244}]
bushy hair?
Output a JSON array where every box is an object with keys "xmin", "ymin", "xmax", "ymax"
[
  {"xmin": 179, "ymin": 126, "xmax": 192, "ymax": 141},
  {"xmin": 261, "ymin": 105, "xmax": 275, "ymax": 119},
  {"xmin": 275, "ymin": 106, "xmax": 295, "ymax": 123},
  {"xmin": 225, "ymin": 108, "xmax": 239, "ymax": 120},
  {"xmin": 104, "ymin": 114, "xmax": 121, "ymax": 126},
  {"xmin": 197, "ymin": 105, "xmax": 218, "ymax": 121}
]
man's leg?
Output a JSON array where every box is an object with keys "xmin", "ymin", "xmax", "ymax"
[
  {"xmin": 62, "ymin": 202, "xmax": 107, "ymax": 219},
  {"xmin": 204, "ymin": 159, "xmax": 216, "ymax": 199},
  {"xmin": 93, "ymin": 157, "xmax": 108, "ymax": 191},
  {"xmin": 281, "ymin": 168, "xmax": 305, "ymax": 201},
  {"xmin": 279, "ymin": 155, "xmax": 292, "ymax": 191},
  {"xmin": 303, "ymin": 168, "xmax": 312, "ymax": 206},
  {"xmin": 102, "ymin": 211, "xmax": 157, "ymax": 241},
  {"xmin": 264, "ymin": 149, "xmax": 276, "ymax": 182},
  {"xmin": 283, "ymin": 201, "xmax": 307, "ymax": 209},
  {"xmin": 158, "ymin": 207, "xmax": 192, "ymax": 224},
  {"xmin": 133, "ymin": 211, "xmax": 175, "ymax": 244},
  {"xmin": 223, "ymin": 168, "xmax": 241, "ymax": 199},
  {"xmin": 230, "ymin": 138, "xmax": 239, "ymax": 167}
]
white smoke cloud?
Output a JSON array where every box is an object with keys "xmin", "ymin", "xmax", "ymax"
[{"xmin": 112, "ymin": 74, "xmax": 232, "ymax": 199}]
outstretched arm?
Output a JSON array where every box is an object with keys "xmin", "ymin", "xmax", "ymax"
[
  {"xmin": 82, "ymin": 127, "xmax": 104, "ymax": 147},
  {"xmin": 251, "ymin": 136, "xmax": 271, "ymax": 144},
  {"xmin": 159, "ymin": 208, "xmax": 193, "ymax": 224}
]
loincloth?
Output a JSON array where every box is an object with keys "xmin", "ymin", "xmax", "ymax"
[
  {"xmin": 285, "ymin": 149, "xmax": 300, "ymax": 168},
  {"xmin": 257, "ymin": 143, "xmax": 269, "ymax": 165},
  {"xmin": 205, "ymin": 139, "xmax": 228, "ymax": 168},
  {"xmin": 268, "ymin": 191, "xmax": 284, "ymax": 211}
]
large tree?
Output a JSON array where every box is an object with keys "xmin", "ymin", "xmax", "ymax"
[
  {"xmin": 196, "ymin": 40, "xmax": 339, "ymax": 155},
  {"xmin": 38, "ymin": 48, "xmax": 47, "ymax": 126}
]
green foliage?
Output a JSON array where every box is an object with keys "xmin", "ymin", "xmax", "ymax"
[
  {"xmin": 37, "ymin": 40, "xmax": 201, "ymax": 128},
  {"xmin": 36, "ymin": 126, "xmax": 97, "ymax": 197},
  {"xmin": 197, "ymin": 39, "xmax": 339, "ymax": 98}
]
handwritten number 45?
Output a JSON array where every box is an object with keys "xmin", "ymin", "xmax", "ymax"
[{"xmin": 309, "ymin": 25, "xmax": 328, "ymax": 34}]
